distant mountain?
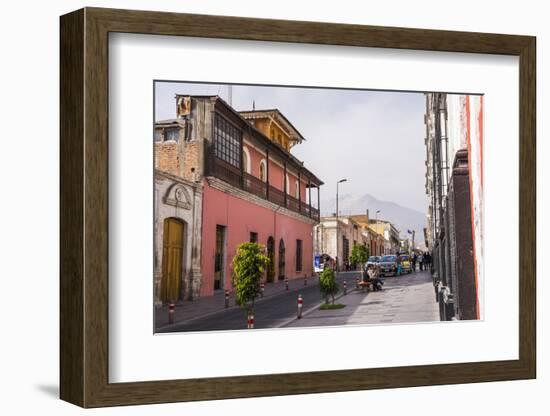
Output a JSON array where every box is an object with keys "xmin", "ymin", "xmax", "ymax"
[{"xmin": 321, "ymin": 193, "xmax": 427, "ymax": 245}]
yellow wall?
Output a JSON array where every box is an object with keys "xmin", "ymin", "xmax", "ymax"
[
  {"xmin": 253, "ymin": 118, "xmax": 292, "ymax": 151},
  {"xmin": 370, "ymin": 223, "xmax": 386, "ymax": 236}
]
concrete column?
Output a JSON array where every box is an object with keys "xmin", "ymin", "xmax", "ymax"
[{"xmin": 187, "ymin": 185, "xmax": 203, "ymax": 300}]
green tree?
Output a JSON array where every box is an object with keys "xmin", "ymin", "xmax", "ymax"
[
  {"xmin": 349, "ymin": 243, "xmax": 369, "ymax": 271},
  {"xmin": 319, "ymin": 267, "xmax": 339, "ymax": 304},
  {"xmin": 231, "ymin": 242, "xmax": 270, "ymax": 317}
]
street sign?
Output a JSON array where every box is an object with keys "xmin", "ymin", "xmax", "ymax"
[{"xmin": 314, "ymin": 255, "xmax": 323, "ymax": 272}]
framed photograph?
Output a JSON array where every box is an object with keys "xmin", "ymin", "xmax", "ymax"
[{"xmin": 60, "ymin": 7, "xmax": 536, "ymax": 408}]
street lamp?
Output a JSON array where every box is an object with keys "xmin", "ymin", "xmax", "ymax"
[{"xmin": 335, "ymin": 178, "xmax": 347, "ymax": 272}]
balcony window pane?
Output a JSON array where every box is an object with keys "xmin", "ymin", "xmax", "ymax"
[{"xmin": 214, "ymin": 113, "xmax": 242, "ymax": 168}]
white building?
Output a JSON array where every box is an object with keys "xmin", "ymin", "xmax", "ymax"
[{"xmin": 424, "ymin": 93, "xmax": 483, "ymax": 321}]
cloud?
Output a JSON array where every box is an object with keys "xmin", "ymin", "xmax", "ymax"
[{"xmin": 155, "ymin": 82, "xmax": 429, "ymax": 213}]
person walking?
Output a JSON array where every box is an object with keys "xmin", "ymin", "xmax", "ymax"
[
  {"xmin": 396, "ymin": 253, "xmax": 402, "ymax": 276},
  {"xmin": 412, "ymin": 252, "xmax": 417, "ymax": 272},
  {"xmin": 418, "ymin": 253, "xmax": 424, "ymax": 271}
]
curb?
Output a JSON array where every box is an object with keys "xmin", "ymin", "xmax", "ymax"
[
  {"xmin": 277, "ymin": 288, "xmax": 360, "ymax": 328},
  {"xmin": 156, "ymin": 278, "xmax": 321, "ymax": 331}
]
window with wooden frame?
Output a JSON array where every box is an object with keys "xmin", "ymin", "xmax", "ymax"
[
  {"xmin": 213, "ymin": 113, "xmax": 241, "ymax": 168},
  {"xmin": 259, "ymin": 159, "xmax": 267, "ymax": 182},
  {"xmin": 154, "ymin": 129, "xmax": 162, "ymax": 142},
  {"xmin": 242, "ymin": 146, "xmax": 251, "ymax": 174},
  {"xmin": 165, "ymin": 127, "xmax": 179, "ymax": 142}
]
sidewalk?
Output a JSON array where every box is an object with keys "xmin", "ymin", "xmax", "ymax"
[
  {"xmin": 286, "ymin": 271, "xmax": 440, "ymax": 328},
  {"xmin": 155, "ymin": 275, "xmax": 321, "ymax": 330}
]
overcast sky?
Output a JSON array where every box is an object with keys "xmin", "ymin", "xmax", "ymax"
[{"xmin": 155, "ymin": 82, "xmax": 428, "ymax": 214}]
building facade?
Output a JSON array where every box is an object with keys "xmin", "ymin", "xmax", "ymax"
[
  {"xmin": 153, "ymin": 170, "xmax": 203, "ymax": 304},
  {"xmin": 347, "ymin": 214, "xmax": 387, "ymax": 257},
  {"xmin": 314, "ymin": 216, "xmax": 366, "ymax": 270},
  {"xmin": 314, "ymin": 213, "xmax": 388, "ymax": 269},
  {"xmin": 367, "ymin": 219, "xmax": 400, "ymax": 254},
  {"xmin": 154, "ymin": 95, "xmax": 323, "ymax": 304},
  {"xmin": 424, "ymin": 93, "xmax": 483, "ymax": 321}
]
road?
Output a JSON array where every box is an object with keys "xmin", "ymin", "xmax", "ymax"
[{"xmin": 160, "ymin": 271, "xmax": 362, "ymax": 333}]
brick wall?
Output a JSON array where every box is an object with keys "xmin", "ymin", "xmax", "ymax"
[
  {"xmin": 181, "ymin": 141, "xmax": 201, "ymax": 182},
  {"xmin": 154, "ymin": 124, "xmax": 203, "ymax": 181},
  {"xmin": 155, "ymin": 142, "xmax": 179, "ymax": 176}
]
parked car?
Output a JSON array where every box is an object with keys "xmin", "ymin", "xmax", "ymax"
[
  {"xmin": 365, "ymin": 256, "xmax": 381, "ymax": 269},
  {"xmin": 399, "ymin": 254, "xmax": 412, "ymax": 274},
  {"xmin": 378, "ymin": 255, "xmax": 398, "ymax": 276}
]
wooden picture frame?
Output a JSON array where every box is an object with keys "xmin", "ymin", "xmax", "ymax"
[{"xmin": 60, "ymin": 7, "xmax": 536, "ymax": 408}]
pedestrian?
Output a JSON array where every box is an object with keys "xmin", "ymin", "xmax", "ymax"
[
  {"xmin": 396, "ymin": 254, "xmax": 402, "ymax": 276},
  {"xmin": 412, "ymin": 252, "xmax": 417, "ymax": 272},
  {"xmin": 424, "ymin": 253, "xmax": 428, "ymax": 271},
  {"xmin": 418, "ymin": 253, "xmax": 424, "ymax": 271}
]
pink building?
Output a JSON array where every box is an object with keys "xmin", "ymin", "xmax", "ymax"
[{"xmin": 154, "ymin": 95, "xmax": 323, "ymax": 303}]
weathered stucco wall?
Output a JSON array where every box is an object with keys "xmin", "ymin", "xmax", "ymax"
[
  {"xmin": 154, "ymin": 171, "xmax": 203, "ymax": 304},
  {"xmin": 200, "ymin": 180, "xmax": 315, "ymax": 296}
]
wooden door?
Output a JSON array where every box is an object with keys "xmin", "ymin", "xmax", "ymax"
[
  {"xmin": 266, "ymin": 236, "xmax": 275, "ymax": 282},
  {"xmin": 161, "ymin": 218, "xmax": 185, "ymax": 303},
  {"xmin": 278, "ymin": 239, "xmax": 285, "ymax": 280},
  {"xmin": 214, "ymin": 225, "xmax": 226, "ymax": 290}
]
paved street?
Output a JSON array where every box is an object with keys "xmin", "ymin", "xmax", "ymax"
[
  {"xmin": 286, "ymin": 270, "xmax": 439, "ymax": 328},
  {"xmin": 157, "ymin": 270, "xmax": 439, "ymax": 332},
  {"xmin": 157, "ymin": 271, "xmax": 361, "ymax": 333}
]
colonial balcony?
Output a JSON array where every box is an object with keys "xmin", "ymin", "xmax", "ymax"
[{"xmin": 207, "ymin": 155, "xmax": 320, "ymax": 221}]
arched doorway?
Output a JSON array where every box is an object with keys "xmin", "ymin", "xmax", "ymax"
[
  {"xmin": 161, "ymin": 218, "xmax": 185, "ymax": 303},
  {"xmin": 266, "ymin": 236, "xmax": 275, "ymax": 283},
  {"xmin": 278, "ymin": 239, "xmax": 285, "ymax": 281}
]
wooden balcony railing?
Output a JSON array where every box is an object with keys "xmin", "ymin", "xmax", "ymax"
[
  {"xmin": 209, "ymin": 156, "xmax": 241, "ymax": 189},
  {"xmin": 286, "ymin": 194, "xmax": 301, "ymax": 213},
  {"xmin": 301, "ymin": 202, "xmax": 311, "ymax": 216},
  {"xmin": 243, "ymin": 172, "xmax": 267, "ymax": 199},
  {"xmin": 267, "ymin": 185, "xmax": 285, "ymax": 207},
  {"xmin": 208, "ymin": 156, "xmax": 320, "ymax": 221}
]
